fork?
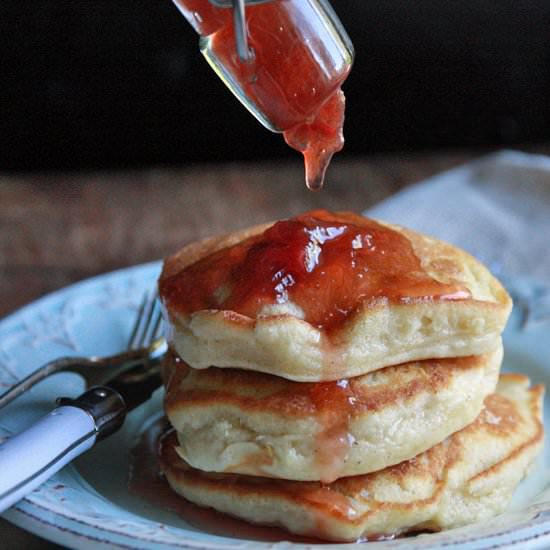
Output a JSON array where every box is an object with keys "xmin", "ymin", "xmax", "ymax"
[
  {"xmin": 0, "ymin": 293, "xmax": 167, "ymax": 409},
  {"xmin": 0, "ymin": 292, "xmax": 167, "ymax": 513}
]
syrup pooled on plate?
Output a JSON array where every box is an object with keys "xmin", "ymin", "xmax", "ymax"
[
  {"xmin": 172, "ymin": 0, "xmax": 353, "ymax": 190},
  {"xmin": 159, "ymin": 210, "xmax": 470, "ymax": 331}
]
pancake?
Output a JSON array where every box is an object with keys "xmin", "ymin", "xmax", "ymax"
[
  {"xmin": 164, "ymin": 344, "xmax": 502, "ymax": 482},
  {"xmin": 159, "ymin": 210, "xmax": 511, "ymax": 382},
  {"xmin": 160, "ymin": 374, "xmax": 544, "ymax": 542}
]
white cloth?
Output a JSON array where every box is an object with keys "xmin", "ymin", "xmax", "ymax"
[{"xmin": 367, "ymin": 150, "xmax": 550, "ymax": 283}]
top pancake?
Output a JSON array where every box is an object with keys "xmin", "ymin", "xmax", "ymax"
[{"xmin": 159, "ymin": 210, "xmax": 512, "ymax": 381}]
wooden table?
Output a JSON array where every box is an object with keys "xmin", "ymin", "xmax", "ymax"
[{"xmin": 0, "ymin": 147, "xmax": 546, "ymax": 548}]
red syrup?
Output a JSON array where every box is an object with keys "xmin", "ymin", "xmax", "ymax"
[{"xmin": 159, "ymin": 210, "xmax": 470, "ymax": 332}]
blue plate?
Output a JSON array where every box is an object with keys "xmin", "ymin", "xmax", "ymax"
[{"xmin": 1, "ymin": 263, "xmax": 549, "ymax": 549}]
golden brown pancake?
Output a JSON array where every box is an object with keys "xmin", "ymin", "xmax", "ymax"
[
  {"xmin": 163, "ymin": 344, "xmax": 502, "ymax": 482},
  {"xmin": 160, "ymin": 374, "xmax": 543, "ymax": 542},
  {"xmin": 159, "ymin": 211, "xmax": 512, "ymax": 382}
]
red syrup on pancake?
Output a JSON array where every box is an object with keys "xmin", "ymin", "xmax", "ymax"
[{"xmin": 159, "ymin": 210, "xmax": 470, "ymax": 332}]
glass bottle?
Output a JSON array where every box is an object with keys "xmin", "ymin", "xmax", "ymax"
[{"xmin": 172, "ymin": 0, "xmax": 354, "ymax": 190}]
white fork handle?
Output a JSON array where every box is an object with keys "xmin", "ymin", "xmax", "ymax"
[{"xmin": 0, "ymin": 406, "xmax": 97, "ymax": 513}]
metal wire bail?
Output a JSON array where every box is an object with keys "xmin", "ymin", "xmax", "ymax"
[
  {"xmin": 209, "ymin": 0, "xmax": 272, "ymax": 62},
  {"xmin": 233, "ymin": 0, "xmax": 250, "ymax": 62}
]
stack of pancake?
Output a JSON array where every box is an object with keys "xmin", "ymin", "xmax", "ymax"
[{"xmin": 158, "ymin": 210, "xmax": 544, "ymax": 542}]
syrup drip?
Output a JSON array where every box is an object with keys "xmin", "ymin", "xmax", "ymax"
[
  {"xmin": 284, "ymin": 90, "xmax": 346, "ymax": 191},
  {"xmin": 302, "ymin": 378, "xmax": 356, "ymax": 483},
  {"xmin": 159, "ymin": 210, "xmax": 470, "ymax": 331},
  {"xmin": 173, "ymin": 0, "xmax": 352, "ymax": 190}
]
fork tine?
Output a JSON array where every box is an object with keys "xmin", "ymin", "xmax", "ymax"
[
  {"xmin": 138, "ymin": 296, "xmax": 156, "ymax": 349},
  {"xmin": 150, "ymin": 308, "xmax": 163, "ymax": 341},
  {"xmin": 127, "ymin": 293, "xmax": 149, "ymax": 350},
  {"xmin": 130, "ymin": 293, "xmax": 163, "ymax": 350}
]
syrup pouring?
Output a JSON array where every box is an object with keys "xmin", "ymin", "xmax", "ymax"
[{"xmin": 172, "ymin": 0, "xmax": 354, "ymax": 190}]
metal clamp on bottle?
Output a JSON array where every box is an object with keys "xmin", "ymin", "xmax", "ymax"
[{"xmin": 209, "ymin": 0, "xmax": 272, "ymax": 62}]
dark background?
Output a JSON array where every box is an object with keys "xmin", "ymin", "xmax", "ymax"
[{"xmin": 1, "ymin": 1, "xmax": 550, "ymax": 171}]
